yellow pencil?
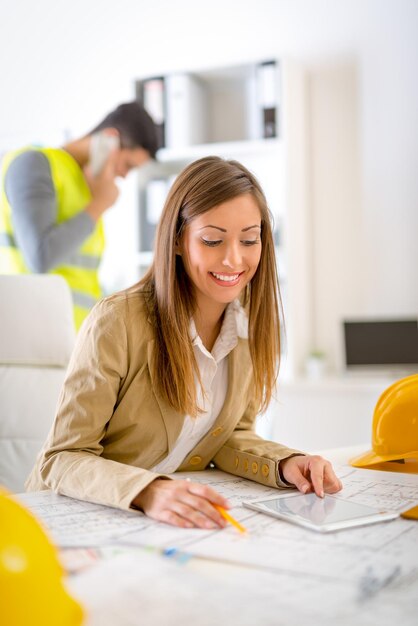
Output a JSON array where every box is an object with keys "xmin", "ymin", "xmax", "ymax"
[{"xmin": 214, "ymin": 505, "xmax": 247, "ymax": 534}]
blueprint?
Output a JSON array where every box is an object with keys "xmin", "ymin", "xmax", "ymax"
[
  {"xmin": 67, "ymin": 547, "xmax": 418, "ymax": 626},
  {"xmin": 17, "ymin": 490, "xmax": 153, "ymax": 547},
  {"xmin": 17, "ymin": 466, "xmax": 418, "ymax": 626}
]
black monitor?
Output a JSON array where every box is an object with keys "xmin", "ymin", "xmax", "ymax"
[{"xmin": 343, "ymin": 319, "xmax": 418, "ymax": 368}]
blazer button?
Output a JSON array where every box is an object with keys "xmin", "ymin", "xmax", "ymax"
[
  {"xmin": 243, "ymin": 459, "xmax": 249, "ymax": 472},
  {"xmin": 235, "ymin": 456, "xmax": 239, "ymax": 468},
  {"xmin": 262, "ymin": 464, "xmax": 269, "ymax": 478},
  {"xmin": 189, "ymin": 456, "xmax": 201, "ymax": 466},
  {"xmin": 211, "ymin": 426, "xmax": 223, "ymax": 437},
  {"xmin": 252, "ymin": 461, "xmax": 258, "ymax": 474}
]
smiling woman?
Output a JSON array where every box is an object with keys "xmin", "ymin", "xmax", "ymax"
[
  {"xmin": 150, "ymin": 157, "xmax": 279, "ymax": 416},
  {"xmin": 27, "ymin": 156, "xmax": 342, "ymax": 530}
]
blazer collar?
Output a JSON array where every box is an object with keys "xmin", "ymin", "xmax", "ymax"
[{"xmin": 147, "ymin": 337, "xmax": 252, "ymax": 453}]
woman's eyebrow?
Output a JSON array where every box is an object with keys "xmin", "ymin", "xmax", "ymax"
[
  {"xmin": 198, "ymin": 224, "xmax": 261, "ymax": 232},
  {"xmin": 198, "ymin": 225, "xmax": 227, "ymax": 232},
  {"xmin": 241, "ymin": 224, "xmax": 261, "ymax": 232}
]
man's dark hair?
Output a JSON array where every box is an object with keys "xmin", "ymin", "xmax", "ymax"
[{"xmin": 90, "ymin": 102, "xmax": 159, "ymax": 158}]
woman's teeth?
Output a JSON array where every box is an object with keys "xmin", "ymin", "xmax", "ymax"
[{"xmin": 211, "ymin": 272, "xmax": 240, "ymax": 282}]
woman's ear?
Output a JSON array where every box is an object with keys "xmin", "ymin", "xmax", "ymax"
[{"xmin": 175, "ymin": 240, "xmax": 182, "ymax": 256}]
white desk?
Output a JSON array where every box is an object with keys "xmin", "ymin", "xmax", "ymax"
[{"xmin": 16, "ymin": 450, "xmax": 418, "ymax": 626}]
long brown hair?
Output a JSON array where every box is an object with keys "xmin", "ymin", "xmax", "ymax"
[{"xmin": 140, "ymin": 156, "xmax": 282, "ymax": 417}]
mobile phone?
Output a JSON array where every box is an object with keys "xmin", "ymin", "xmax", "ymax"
[
  {"xmin": 244, "ymin": 492, "xmax": 399, "ymax": 533},
  {"xmin": 89, "ymin": 131, "xmax": 120, "ymax": 177}
]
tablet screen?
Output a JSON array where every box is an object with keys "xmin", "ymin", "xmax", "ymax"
[{"xmin": 257, "ymin": 493, "xmax": 386, "ymax": 527}]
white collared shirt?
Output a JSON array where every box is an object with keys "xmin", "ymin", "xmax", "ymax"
[{"xmin": 151, "ymin": 300, "xmax": 248, "ymax": 474}]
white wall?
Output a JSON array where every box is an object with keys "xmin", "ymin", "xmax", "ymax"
[
  {"xmin": 1, "ymin": 0, "xmax": 417, "ymax": 372},
  {"xmin": 308, "ymin": 62, "xmax": 364, "ymax": 371}
]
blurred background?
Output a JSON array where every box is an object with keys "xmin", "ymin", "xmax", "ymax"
[{"xmin": 1, "ymin": 0, "xmax": 417, "ymax": 449}]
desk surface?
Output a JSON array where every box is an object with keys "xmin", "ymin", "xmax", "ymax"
[{"xmin": 16, "ymin": 450, "xmax": 418, "ymax": 626}]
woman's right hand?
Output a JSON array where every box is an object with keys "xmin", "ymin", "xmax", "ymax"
[{"xmin": 131, "ymin": 478, "xmax": 230, "ymax": 529}]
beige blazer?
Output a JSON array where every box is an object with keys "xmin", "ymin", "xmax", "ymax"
[{"xmin": 27, "ymin": 288, "xmax": 301, "ymax": 510}]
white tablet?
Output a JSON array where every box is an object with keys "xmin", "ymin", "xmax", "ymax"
[{"xmin": 244, "ymin": 492, "xmax": 399, "ymax": 533}]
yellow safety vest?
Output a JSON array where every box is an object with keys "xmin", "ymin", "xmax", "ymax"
[{"xmin": 0, "ymin": 147, "xmax": 105, "ymax": 329}]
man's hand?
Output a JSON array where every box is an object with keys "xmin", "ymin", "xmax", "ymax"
[
  {"xmin": 84, "ymin": 151, "xmax": 120, "ymax": 221},
  {"xmin": 279, "ymin": 455, "xmax": 343, "ymax": 498},
  {"xmin": 131, "ymin": 478, "xmax": 230, "ymax": 529}
]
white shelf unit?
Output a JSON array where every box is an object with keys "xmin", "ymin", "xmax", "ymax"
[
  {"xmin": 157, "ymin": 138, "xmax": 281, "ymax": 163},
  {"xmin": 134, "ymin": 60, "xmax": 310, "ymax": 379}
]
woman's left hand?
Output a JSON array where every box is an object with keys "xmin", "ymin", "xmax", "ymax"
[{"xmin": 279, "ymin": 455, "xmax": 343, "ymax": 497}]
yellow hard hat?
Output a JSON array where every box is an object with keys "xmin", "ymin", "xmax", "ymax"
[
  {"xmin": 350, "ymin": 374, "xmax": 418, "ymax": 472},
  {"xmin": 0, "ymin": 488, "xmax": 84, "ymax": 626}
]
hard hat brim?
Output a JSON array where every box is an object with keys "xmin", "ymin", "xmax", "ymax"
[{"xmin": 350, "ymin": 448, "xmax": 418, "ymax": 468}]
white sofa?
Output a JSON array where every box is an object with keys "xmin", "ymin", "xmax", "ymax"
[{"xmin": 0, "ymin": 275, "xmax": 75, "ymax": 492}]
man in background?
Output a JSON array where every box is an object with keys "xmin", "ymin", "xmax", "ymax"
[{"xmin": 0, "ymin": 102, "xmax": 158, "ymax": 328}]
